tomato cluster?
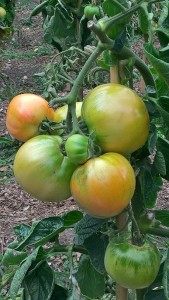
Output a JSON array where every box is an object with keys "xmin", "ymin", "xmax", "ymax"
[
  {"xmin": 6, "ymin": 85, "xmax": 161, "ymax": 290},
  {"xmin": 6, "ymin": 85, "xmax": 149, "ymax": 211}
]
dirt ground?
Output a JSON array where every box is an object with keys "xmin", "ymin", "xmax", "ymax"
[
  {"xmin": 0, "ymin": 0, "xmax": 79, "ymax": 252},
  {"xmin": 0, "ymin": 0, "xmax": 169, "ymax": 253}
]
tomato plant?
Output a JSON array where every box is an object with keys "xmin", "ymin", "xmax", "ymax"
[
  {"xmin": 3, "ymin": 1, "xmax": 169, "ymax": 300},
  {"xmin": 65, "ymin": 134, "xmax": 90, "ymax": 164},
  {"xmin": 104, "ymin": 238, "xmax": 161, "ymax": 289},
  {"xmin": 14, "ymin": 135, "xmax": 77, "ymax": 202},
  {"xmin": 71, "ymin": 152, "xmax": 135, "ymax": 218},
  {"xmin": 0, "ymin": 0, "xmax": 16, "ymax": 40},
  {"xmin": 82, "ymin": 83, "xmax": 150, "ymax": 154},
  {"xmin": 6, "ymin": 93, "xmax": 57, "ymax": 142}
]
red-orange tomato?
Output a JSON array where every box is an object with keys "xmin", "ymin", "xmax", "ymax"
[
  {"xmin": 70, "ymin": 152, "xmax": 136, "ymax": 218},
  {"xmin": 6, "ymin": 93, "xmax": 56, "ymax": 142}
]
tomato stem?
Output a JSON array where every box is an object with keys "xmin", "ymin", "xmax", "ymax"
[{"xmin": 128, "ymin": 204, "xmax": 143, "ymax": 246}]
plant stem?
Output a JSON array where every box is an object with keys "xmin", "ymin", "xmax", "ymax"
[
  {"xmin": 49, "ymin": 45, "xmax": 103, "ymax": 106},
  {"xmin": 136, "ymin": 288, "xmax": 147, "ymax": 300},
  {"xmin": 140, "ymin": 226, "xmax": 169, "ymax": 237},
  {"xmin": 117, "ymin": 46, "xmax": 156, "ymax": 92}
]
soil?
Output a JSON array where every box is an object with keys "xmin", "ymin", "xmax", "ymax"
[{"xmin": 0, "ymin": 0, "xmax": 169, "ymax": 254}]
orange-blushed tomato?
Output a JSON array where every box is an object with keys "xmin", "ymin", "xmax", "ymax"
[
  {"xmin": 70, "ymin": 152, "xmax": 135, "ymax": 218},
  {"xmin": 82, "ymin": 83, "xmax": 149, "ymax": 155},
  {"xmin": 6, "ymin": 93, "xmax": 56, "ymax": 142}
]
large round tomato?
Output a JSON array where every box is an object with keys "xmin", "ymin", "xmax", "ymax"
[
  {"xmin": 65, "ymin": 134, "xmax": 90, "ymax": 165},
  {"xmin": 14, "ymin": 135, "xmax": 77, "ymax": 202},
  {"xmin": 82, "ymin": 83, "xmax": 149, "ymax": 154},
  {"xmin": 54, "ymin": 102, "xmax": 82, "ymax": 122},
  {"xmin": 70, "ymin": 153, "xmax": 135, "ymax": 218},
  {"xmin": 104, "ymin": 238, "xmax": 160, "ymax": 289},
  {"xmin": 6, "ymin": 93, "xmax": 56, "ymax": 142}
]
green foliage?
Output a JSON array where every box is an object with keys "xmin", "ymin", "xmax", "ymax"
[{"xmin": 3, "ymin": 1, "xmax": 169, "ymax": 300}]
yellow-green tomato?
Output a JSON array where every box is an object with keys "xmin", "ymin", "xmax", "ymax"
[
  {"xmin": 104, "ymin": 239, "xmax": 160, "ymax": 289},
  {"xmin": 71, "ymin": 152, "xmax": 136, "ymax": 218},
  {"xmin": 54, "ymin": 102, "xmax": 82, "ymax": 122},
  {"xmin": 0, "ymin": 7, "xmax": 6, "ymax": 20},
  {"xmin": 14, "ymin": 135, "xmax": 77, "ymax": 202},
  {"xmin": 65, "ymin": 134, "xmax": 90, "ymax": 165},
  {"xmin": 82, "ymin": 83, "xmax": 150, "ymax": 155}
]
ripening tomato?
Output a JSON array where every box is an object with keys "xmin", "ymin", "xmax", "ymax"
[
  {"xmin": 54, "ymin": 102, "xmax": 82, "ymax": 122},
  {"xmin": 14, "ymin": 135, "xmax": 77, "ymax": 202},
  {"xmin": 82, "ymin": 83, "xmax": 149, "ymax": 154},
  {"xmin": 104, "ymin": 238, "xmax": 160, "ymax": 289},
  {"xmin": 6, "ymin": 93, "xmax": 56, "ymax": 142},
  {"xmin": 65, "ymin": 134, "xmax": 90, "ymax": 165},
  {"xmin": 70, "ymin": 152, "xmax": 135, "ymax": 218}
]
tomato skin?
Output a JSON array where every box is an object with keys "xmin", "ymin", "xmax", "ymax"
[
  {"xmin": 70, "ymin": 153, "xmax": 135, "ymax": 218},
  {"xmin": 104, "ymin": 239, "xmax": 160, "ymax": 289},
  {"xmin": 84, "ymin": 5, "xmax": 100, "ymax": 20},
  {"xmin": 82, "ymin": 83, "xmax": 149, "ymax": 155},
  {"xmin": 54, "ymin": 102, "xmax": 82, "ymax": 122},
  {"xmin": 6, "ymin": 94, "xmax": 56, "ymax": 142},
  {"xmin": 65, "ymin": 134, "xmax": 90, "ymax": 165},
  {"xmin": 14, "ymin": 135, "xmax": 77, "ymax": 202}
]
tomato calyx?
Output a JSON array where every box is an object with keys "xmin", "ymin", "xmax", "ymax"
[{"xmin": 39, "ymin": 118, "xmax": 67, "ymax": 135}]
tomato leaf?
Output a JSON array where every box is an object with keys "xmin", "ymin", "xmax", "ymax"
[
  {"xmin": 23, "ymin": 261, "xmax": 54, "ymax": 300},
  {"xmin": 163, "ymin": 248, "xmax": 169, "ymax": 299},
  {"xmin": 2, "ymin": 248, "xmax": 27, "ymax": 267},
  {"xmin": 13, "ymin": 223, "xmax": 32, "ymax": 241},
  {"xmin": 9, "ymin": 247, "xmax": 41, "ymax": 300},
  {"xmin": 74, "ymin": 215, "xmax": 108, "ymax": 245},
  {"xmin": 50, "ymin": 284, "xmax": 68, "ymax": 300},
  {"xmin": 15, "ymin": 217, "xmax": 64, "ymax": 250},
  {"xmin": 152, "ymin": 96, "xmax": 169, "ymax": 128},
  {"xmin": 153, "ymin": 151, "xmax": 166, "ymax": 177},
  {"xmin": 74, "ymin": 255, "xmax": 105, "ymax": 299},
  {"xmin": 144, "ymin": 43, "xmax": 169, "ymax": 86},
  {"xmin": 157, "ymin": 137, "xmax": 169, "ymax": 180},
  {"xmin": 84, "ymin": 233, "xmax": 108, "ymax": 274},
  {"xmin": 154, "ymin": 210, "xmax": 169, "ymax": 227},
  {"xmin": 138, "ymin": 167, "xmax": 163, "ymax": 209},
  {"xmin": 138, "ymin": 2, "xmax": 149, "ymax": 35},
  {"xmin": 63, "ymin": 211, "xmax": 83, "ymax": 227}
]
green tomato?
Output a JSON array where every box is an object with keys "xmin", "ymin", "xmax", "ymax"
[
  {"xmin": 104, "ymin": 238, "xmax": 160, "ymax": 289},
  {"xmin": 14, "ymin": 135, "xmax": 77, "ymax": 202},
  {"xmin": 0, "ymin": 7, "xmax": 6, "ymax": 20},
  {"xmin": 65, "ymin": 134, "xmax": 90, "ymax": 165},
  {"xmin": 84, "ymin": 5, "xmax": 100, "ymax": 20}
]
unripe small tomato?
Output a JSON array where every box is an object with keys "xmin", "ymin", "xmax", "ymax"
[
  {"xmin": 0, "ymin": 7, "xmax": 6, "ymax": 20},
  {"xmin": 65, "ymin": 134, "xmax": 90, "ymax": 165},
  {"xmin": 104, "ymin": 238, "xmax": 160, "ymax": 289},
  {"xmin": 84, "ymin": 5, "xmax": 100, "ymax": 20}
]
